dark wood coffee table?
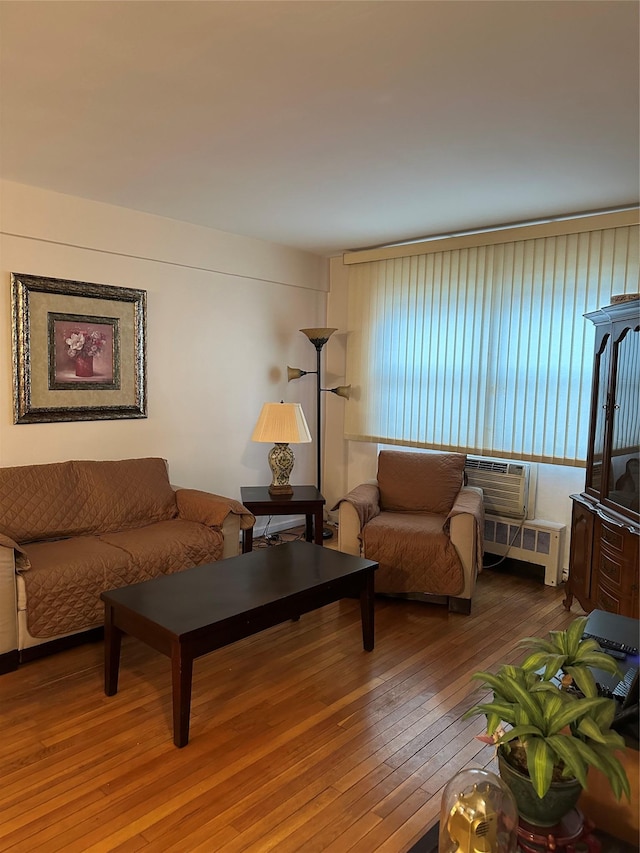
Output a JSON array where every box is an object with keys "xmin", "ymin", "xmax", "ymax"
[{"xmin": 101, "ymin": 541, "xmax": 378, "ymax": 747}]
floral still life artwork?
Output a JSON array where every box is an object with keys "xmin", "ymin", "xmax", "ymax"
[
  {"xmin": 48, "ymin": 313, "xmax": 120, "ymax": 389},
  {"xmin": 12, "ymin": 271, "xmax": 146, "ymax": 424}
]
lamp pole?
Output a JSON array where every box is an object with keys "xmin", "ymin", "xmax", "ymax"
[
  {"xmin": 287, "ymin": 327, "xmax": 350, "ymax": 539},
  {"xmin": 314, "ymin": 339, "xmax": 324, "ymax": 493}
]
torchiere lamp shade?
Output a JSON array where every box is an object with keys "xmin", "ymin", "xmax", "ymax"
[
  {"xmin": 251, "ymin": 402, "xmax": 312, "ymax": 495},
  {"xmin": 300, "ymin": 328, "xmax": 337, "ymax": 350}
]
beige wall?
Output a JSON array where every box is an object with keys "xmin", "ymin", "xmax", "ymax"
[
  {"xmin": 0, "ymin": 180, "xmax": 586, "ymax": 566},
  {"xmin": 0, "ymin": 181, "xmax": 329, "ymax": 507}
]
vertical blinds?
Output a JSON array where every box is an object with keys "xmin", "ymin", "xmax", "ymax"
[{"xmin": 345, "ymin": 222, "xmax": 639, "ymax": 465}]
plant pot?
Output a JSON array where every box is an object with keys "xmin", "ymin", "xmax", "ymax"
[{"xmin": 497, "ymin": 747, "xmax": 582, "ymax": 827}]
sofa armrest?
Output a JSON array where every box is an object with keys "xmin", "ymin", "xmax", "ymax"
[
  {"xmin": 0, "ymin": 544, "xmax": 18, "ymax": 661},
  {"xmin": 174, "ymin": 489, "xmax": 255, "ymax": 559},
  {"xmin": 334, "ymin": 480, "xmax": 380, "ymax": 556},
  {"xmin": 221, "ymin": 513, "xmax": 242, "ymax": 559},
  {"xmin": 447, "ymin": 486, "xmax": 484, "ymax": 600}
]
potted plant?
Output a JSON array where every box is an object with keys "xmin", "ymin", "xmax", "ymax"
[{"xmin": 463, "ymin": 615, "xmax": 631, "ymax": 826}]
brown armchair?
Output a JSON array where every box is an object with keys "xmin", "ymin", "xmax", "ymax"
[{"xmin": 335, "ymin": 450, "xmax": 484, "ymax": 614}]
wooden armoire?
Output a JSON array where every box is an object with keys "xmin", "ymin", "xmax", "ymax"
[{"xmin": 564, "ymin": 297, "xmax": 639, "ymax": 619}]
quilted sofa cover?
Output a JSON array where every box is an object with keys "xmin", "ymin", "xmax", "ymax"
[{"xmin": 0, "ymin": 458, "xmax": 254, "ymax": 663}]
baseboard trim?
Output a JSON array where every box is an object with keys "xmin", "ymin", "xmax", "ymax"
[
  {"xmin": 0, "ymin": 649, "xmax": 19, "ymax": 674},
  {"xmin": 19, "ymin": 627, "xmax": 104, "ymax": 664}
]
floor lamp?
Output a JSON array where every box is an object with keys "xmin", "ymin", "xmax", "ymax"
[{"xmin": 287, "ymin": 327, "xmax": 350, "ymax": 539}]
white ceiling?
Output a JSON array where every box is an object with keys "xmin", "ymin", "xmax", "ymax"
[{"xmin": 1, "ymin": 1, "xmax": 638, "ymax": 257}]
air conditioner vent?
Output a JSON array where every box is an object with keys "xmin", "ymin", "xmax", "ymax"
[{"xmin": 465, "ymin": 457, "xmax": 530, "ymax": 519}]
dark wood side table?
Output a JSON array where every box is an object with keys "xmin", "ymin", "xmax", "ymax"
[{"xmin": 240, "ymin": 485, "xmax": 325, "ymax": 552}]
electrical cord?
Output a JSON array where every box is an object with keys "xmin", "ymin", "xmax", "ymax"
[{"xmin": 252, "ymin": 516, "xmax": 305, "ymax": 549}]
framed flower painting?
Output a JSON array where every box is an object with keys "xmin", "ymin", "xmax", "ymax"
[{"xmin": 11, "ymin": 273, "xmax": 147, "ymax": 423}]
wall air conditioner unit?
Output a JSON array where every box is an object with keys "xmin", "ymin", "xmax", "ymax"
[{"xmin": 464, "ymin": 457, "xmax": 531, "ymax": 519}]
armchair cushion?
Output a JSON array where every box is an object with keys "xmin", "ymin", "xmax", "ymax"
[
  {"xmin": 377, "ymin": 451, "xmax": 466, "ymax": 514},
  {"xmin": 363, "ymin": 511, "xmax": 464, "ymax": 596}
]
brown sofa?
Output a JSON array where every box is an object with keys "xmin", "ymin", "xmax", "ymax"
[{"xmin": 0, "ymin": 457, "xmax": 255, "ymax": 672}]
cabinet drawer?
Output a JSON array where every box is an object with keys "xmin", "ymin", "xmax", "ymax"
[
  {"xmin": 600, "ymin": 521, "xmax": 625, "ymax": 553},
  {"xmin": 598, "ymin": 549, "xmax": 623, "ymax": 587},
  {"xmin": 595, "ymin": 582, "xmax": 623, "ymax": 615}
]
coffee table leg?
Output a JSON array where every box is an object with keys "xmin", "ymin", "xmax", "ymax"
[
  {"xmin": 171, "ymin": 642, "xmax": 194, "ymax": 748},
  {"xmin": 104, "ymin": 603, "xmax": 122, "ymax": 696},
  {"xmin": 314, "ymin": 508, "xmax": 324, "ymax": 545},
  {"xmin": 360, "ymin": 569, "xmax": 375, "ymax": 651},
  {"xmin": 243, "ymin": 527, "xmax": 253, "ymax": 553}
]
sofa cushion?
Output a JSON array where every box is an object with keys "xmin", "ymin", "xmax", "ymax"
[
  {"xmin": 377, "ymin": 451, "xmax": 466, "ymax": 514},
  {"xmin": 18, "ymin": 536, "xmax": 130, "ymax": 637},
  {"xmin": 0, "ymin": 460, "xmax": 84, "ymax": 544},
  {"xmin": 99, "ymin": 519, "xmax": 224, "ymax": 586},
  {"xmin": 0, "ymin": 457, "xmax": 178, "ymax": 544},
  {"xmin": 18, "ymin": 519, "xmax": 224, "ymax": 638},
  {"xmin": 75, "ymin": 458, "xmax": 178, "ymax": 535}
]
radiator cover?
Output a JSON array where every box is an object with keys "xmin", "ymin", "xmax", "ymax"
[{"xmin": 483, "ymin": 513, "xmax": 565, "ymax": 587}]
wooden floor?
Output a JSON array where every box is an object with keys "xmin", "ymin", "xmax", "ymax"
[{"xmin": 0, "ymin": 560, "xmax": 579, "ymax": 853}]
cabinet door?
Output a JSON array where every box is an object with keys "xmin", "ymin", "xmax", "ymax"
[
  {"xmin": 568, "ymin": 500, "xmax": 594, "ymax": 609},
  {"xmin": 586, "ymin": 334, "xmax": 611, "ymax": 498},
  {"xmin": 606, "ymin": 325, "xmax": 639, "ymax": 518}
]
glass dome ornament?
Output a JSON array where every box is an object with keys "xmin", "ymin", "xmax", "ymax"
[{"xmin": 438, "ymin": 767, "xmax": 518, "ymax": 853}]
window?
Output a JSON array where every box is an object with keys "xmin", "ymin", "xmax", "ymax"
[{"xmin": 344, "ymin": 215, "xmax": 639, "ymax": 465}]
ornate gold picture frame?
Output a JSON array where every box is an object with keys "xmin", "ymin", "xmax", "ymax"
[{"xmin": 11, "ymin": 273, "xmax": 147, "ymax": 424}]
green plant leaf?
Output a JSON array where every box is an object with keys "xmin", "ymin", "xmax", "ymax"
[
  {"xmin": 544, "ymin": 734, "xmax": 588, "ymax": 787},
  {"xmin": 548, "ymin": 696, "xmax": 606, "ymax": 732},
  {"xmin": 563, "ymin": 665, "xmax": 598, "ymax": 698},
  {"xmin": 572, "ymin": 740, "xmax": 631, "ymax": 800},
  {"xmin": 520, "ymin": 651, "xmax": 566, "ymax": 678},
  {"xmin": 590, "ymin": 699, "xmax": 617, "ymax": 730},
  {"xmin": 462, "ymin": 700, "xmax": 517, "ymax": 726},
  {"xmin": 576, "ymin": 716, "xmax": 608, "ymax": 743},
  {"xmin": 516, "ymin": 636, "xmax": 556, "ymax": 654},
  {"xmin": 548, "ymin": 630, "xmax": 569, "ymax": 655},
  {"xmin": 538, "ymin": 690, "xmax": 564, "ymax": 724},
  {"xmin": 498, "ymin": 724, "xmax": 543, "ymax": 743},
  {"xmin": 575, "ymin": 652, "xmax": 623, "ymax": 676},
  {"xmin": 525, "ymin": 737, "xmax": 554, "ymax": 798},
  {"xmin": 494, "ymin": 678, "xmax": 545, "ymax": 728},
  {"xmin": 598, "ymin": 730, "xmax": 627, "ymax": 751},
  {"xmin": 578, "ymin": 637, "xmax": 607, "ymax": 657},
  {"xmin": 588, "ymin": 743, "xmax": 632, "ymax": 801},
  {"xmin": 565, "ymin": 616, "xmax": 589, "ymax": 657}
]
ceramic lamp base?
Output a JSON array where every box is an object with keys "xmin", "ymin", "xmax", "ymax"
[
  {"xmin": 267, "ymin": 443, "xmax": 295, "ymax": 495},
  {"xmin": 268, "ymin": 484, "xmax": 294, "ymax": 495}
]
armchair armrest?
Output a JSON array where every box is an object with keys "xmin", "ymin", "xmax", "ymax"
[
  {"xmin": 174, "ymin": 489, "xmax": 255, "ymax": 559},
  {"xmin": 447, "ymin": 486, "xmax": 484, "ymax": 599},
  {"xmin": 333, "ymin": 480, "xmax": 380, "ymax": 556}
]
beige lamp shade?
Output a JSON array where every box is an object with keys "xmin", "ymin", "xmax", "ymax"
[
  {"xmin": 251, "ymin": 402, "xmax": 311, "ymax": 495},
  {"xmin": 251, "ymin": 402, "xmax": 312, "ymax": 444}
]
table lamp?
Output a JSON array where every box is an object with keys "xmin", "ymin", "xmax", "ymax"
[{"xmin": 251, "ymin": 401, "xmax": 312, "ymax": 495}]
